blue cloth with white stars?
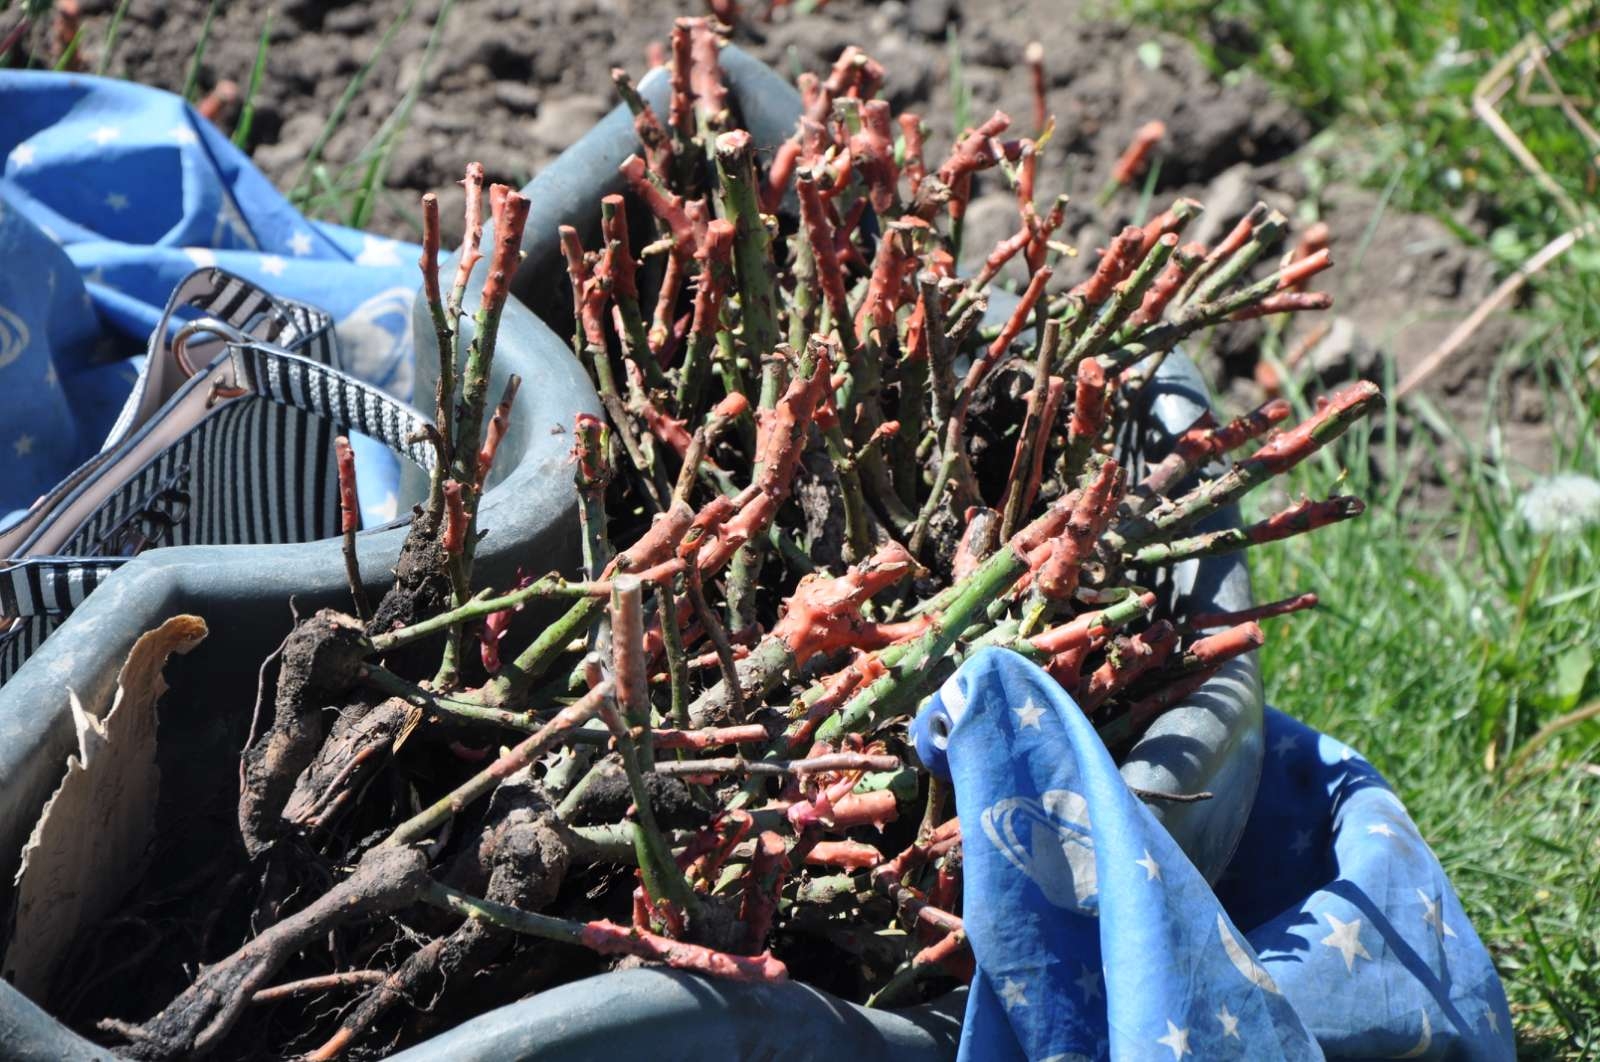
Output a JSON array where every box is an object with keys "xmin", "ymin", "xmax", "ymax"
[
  {"xmin": 1, "ymin": 71, "xmax": 420, "ymax": 525},
  {"xmin": 912, "ymin": 647, "xmax": 1513, "ymax": 1061}
]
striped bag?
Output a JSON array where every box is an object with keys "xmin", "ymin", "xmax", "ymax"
[{"xmin": 0, "ymin": 269, "xmax": 433, "ymax": 683}]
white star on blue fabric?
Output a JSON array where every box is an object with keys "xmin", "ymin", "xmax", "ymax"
[
  {"xmin": 8, "ymin": 143, "xmax": 35, "ymax": 167},
  {"xmin": 999, "ymin": 977, "xmax": 1030, "ymax": 1010},
  {"xmin": 1272, "ymin": 733, "xmax": 1298, "ymax": 756},
  {"xmin": 1367, "ymin": 822, "xmax": 1397, "ymax": 838},
  {"xmin": 1014, "ymin": 700, "xmax": 1046, "ymax": 730},
  {"xmin": 1157, "ymin": 1019, "xmax": 1191, "ymax": 1059},
  {"xmin": 1136, "ymin": 850, "xmax": 1162, "ymax": 881},
  {"xmin": 1417, "ymin": 889, "xmax": 1458, "ymax": 939},
  {"xmin": 1216, "ymin": 1004, "xmax": 1241, "ymax": 1039},
  {"xmin": 1074, "ymin": 963, "xmax": 1102, "ymax": 1002},
  {"xmin": 288, "ymin": 230, "xmax": 314, "ymax": 256},
  {"xmin": 169, "ymin": 124, "xmax": 199, "ymax": 145},
  {"xmin": 355, "ymin": 234, "xmax": 402, "ymax": 266},
  {"xmin": 89, "ymin": 125, "xmax": 121, "ymax": 146},
  {"xmin": 105, "ymin": 192, "xmax": 129, "ymax": 211},
  {"xmin": 1289, "ymin": 829, "xmax": 1313, "ymax": 856},
  {"xmin": 13, "ymin": 434, "xmax": 34, "ymax": 457},
  {"xmin": 1319, "ymin": 912, "xmax": 1373, "ymax": 972},
  {"xmin": 1485, "ymin": 1007, "xmax": 1499, "ymax": 1033},
  {"xmin": 260, "ymin": 254, "xmax": 287, "ymax": 277}
]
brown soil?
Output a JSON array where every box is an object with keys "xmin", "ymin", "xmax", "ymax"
[{"xmin": 64, "ymin": 0, "xmax": 1543, "ymax": 469}]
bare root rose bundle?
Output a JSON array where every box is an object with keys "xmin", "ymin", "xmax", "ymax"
[{"xmin": 104, "ymin": 19, "xmax": 1380, "ymax": 1059}]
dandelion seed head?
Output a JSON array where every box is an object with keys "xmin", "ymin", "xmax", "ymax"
[{"xmin": 1517, "ymin": 473, "xmax": 1600, "ymax": 536}]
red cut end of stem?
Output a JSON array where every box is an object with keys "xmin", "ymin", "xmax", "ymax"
[
  {"xmin": 1231, "ymin": 290, "xmax": 1333, "ymax": 321},
  {"xmin": 1139, "ymin": 198, "xmax": 1201, "ymax": 254},
  {"xmin": 482, "ymin": 186, "xmax": 530, "ymax": 314},
  {"xmin": 1189, "ymin": 591, "xmax": 1317, "ymax": 630},
  {"xmin": 476, "ymin": 375, "xmax": 521, "ymax": 492},
  {"xmin": 619, "ymin": 154, "xmax": 700, "ymax": 252},
  {"xmin": 1276, "ymin": 247, "xmax": 1332, "ymax": 291},
  {"xmin": 935, "ymin": 110, "xmax": 1013, "ymax": 190},
  {"xmin": 442, "ymin": 480, "xmax": 467, "ymax": 554},
  {"xmin": 1286, "ymin": 221, "xmax": 1331, "ymax": 288},
  {"xmin": 797, "ymin": 175, "xmax": 850, "ymax": 323},
  {"xmin": 1068, "ymin": 357, "xmax": 1107, "ymax": 443},
  {"xmin": 985, "ymin": 264, "xmax": 1052, "ymax": 363},
  {"xmin": 689, "ymin": 19, "xmax": 728, "ymax": 123},
  {"xmin": 1111, "ymin": 120, "xmax": 1165, "ymax": 186},
  {"xmin": 1131, "ymin": 242, "xmax": 1198, "ymax": 329},
  {"xmin": 1036, "ymin": 459, "xmax": 1123, "ymax": 599},
  {"xmin": 1246, "ymin": 381, "xmax": 1381, "ymax": 475},
  {"xmin": 578, "ymin": 920, "xmax": 789, "ymax": 983},
  {"xmin": 1070, "ymin": 226, "xmax": 1144, "ymax": 306},
  {"xmin": 1026, "ymin": 40, "xmax": 1047, "ymax": 130},
  {"xmin": 334, "ymin": 435, "xmax": 359, "ymax": 535},
  {"xmin": 1206, "ymin": 203, "xmax": 1269, "ymax": 265},
  {"xmin": 1249, "ymin": 495, "xmax": 1365, "ymax": 544},
  {"xmin": 827, "ymin": 789, "xmax": 899, "ymax": 830},
  {"xmin": 609, "ymin": 502, "xmax": 695, "ymax": 578},
  {"xmin": 899, "ymin": 112, "xmax": 928, "ymax": 195},
  {"xmin": 600, "ymin": 193, "xmax": 638, "ymax": 300},
  {"xmin": 1187, "ymin": 621, "xmax": 1264, "ymax": 666},
  {"xmin": 667, "ymin": 20, "xmax": 694, "ymax": 139},
  {"xmin": 1030, "ymin": 591, "xmax": 1157, "ymax": 655},
  {"xmin": 770, "ymin": 544, "xmax": 917, "ymax": 664},
  {"xmin": 1081, "ymin": 620, "xmax": 1178, "ymax": 710},
  {"xmin": 806, "ymin": 840, "xmax": 884, "ymax": 870},
  {"xmin": 451, "ymin": 162, "xmax": 487, "ymax": 298},
  {"xmin": 653, "ymin": 723, "xmax": 769, "ymax": 751},
  {"xmin": 419, "ymin": 193, "xmax": 442, "ymax": 305}
]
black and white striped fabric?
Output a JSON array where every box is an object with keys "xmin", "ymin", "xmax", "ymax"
[{"xmin": 0, "ymin": 269, "xmax": 433, "ymax": 685}]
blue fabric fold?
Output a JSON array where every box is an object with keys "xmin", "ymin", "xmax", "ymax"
[
  {"xmin": 1, "ymin": 71, "xmax": 420, "ymax": 525},
  {"xmin": 912, "ymin": 647, "xmax": 1513, "ymax": 1061}
]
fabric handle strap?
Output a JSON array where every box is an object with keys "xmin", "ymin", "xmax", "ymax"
[
  {"xmin": 2, "ymin": 340, "xmax": 436, "ymax": 620},
  {"xmin": 226, "ymin": 341, "xmax": 438, "ymax": 473},
  {"xmin": 0, "ymin": 558, "xmax": 124, "ymax": 620}
]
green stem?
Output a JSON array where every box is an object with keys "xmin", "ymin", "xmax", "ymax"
[
  {"xmin": 1062, "ymin": 235, "xmax": 1175, "ymax": 372},
  {"xmin": 605, "ymin": 705, "xmax": 698, "ymax": 919},
  {"xmin": 815, "ymin": 542, "xmax": 1030, "ymax": 743},
  {"xmin": 822, "ymin": 424, "xmax": 873, "ymax": 563},
  {"xmin": 1190, "ymin": 210, "xmax": 1286, "ymax": 308},
  {"xmin": 688, "ymin": 636, "xmax": 796, "ymax": 729},
  {"xmin": 371, "ymin": 578, "xmax": 605, "ymax": 655},
  {"xmin": 660, "ymin": 581, "xmax": 691, "ymax": 730},
  {"xmin": 999, "ymin": 321, "xmax": 1061, "ymax": 540},
  {"xmin": 422, "ymin": 879, "xmax": 589, "ymax": 944},
  {"xmin": 382, "ymin": 681, "xmax": 612, "ymax": 849},
  {"xmin": 480, "ymin": 596, "xmax": 605, "ymax": 708},
  {"xmin": 713, "ymin": 132, "xmax": 782, "ymax": 403}
]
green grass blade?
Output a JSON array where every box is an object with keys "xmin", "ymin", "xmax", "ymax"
[
  {"xmin": 181, "ymin": 0, "xmax": 220, "ymax": 104},
  {"xmin": 52, "ymin": 25, "xmax": 83, "ymax": 71},
  {"xmin": 94, "ymin": 0, "xmax": 133, "ymax": 76},
  {"xmin": 231, "ymin": 12, "xmax": 272, "ymax": 149},
  {"xmin": 348, "ymin": 0, "xmax": 457, "ymax": 229},
  {"xmin": 288, "ymin": 0, "xmax": 416, "ymax": 211}
]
